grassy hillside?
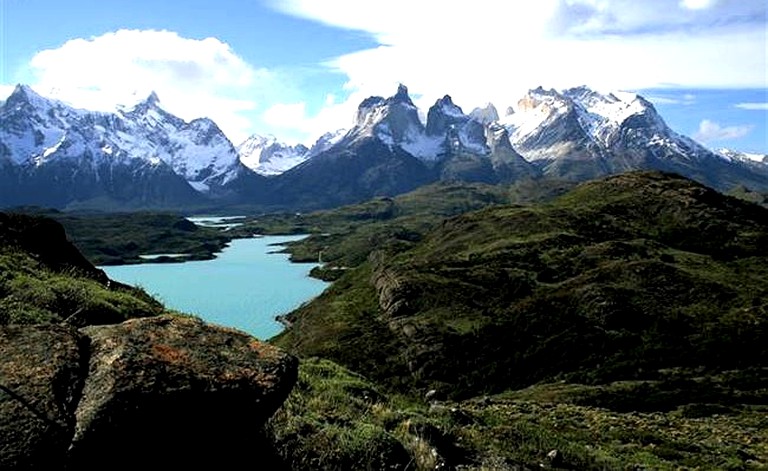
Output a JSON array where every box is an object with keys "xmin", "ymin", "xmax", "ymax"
[
  {"xmin": 266, "ymin": 358, "xmax": 767, "ymax": 470},
  {"xmin": 0, "ymin": 213, "xmax": 165, "ymax": 326},
  {"xmin": 236, "ymin": 179, "xmax": 574, "ymax": 280},
  {"xmin": 3, "ymin": 178, "xmax": 767, "ymax": 469},
  {"xmin": 265, "ymin": 171, "xmax": 768, "ymax": 469},
  {"xmin": 275, "ymin": 172, "xmax": 768, "ymax": 397}
]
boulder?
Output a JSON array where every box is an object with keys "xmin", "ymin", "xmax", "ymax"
[
  {"xmin": 0, "ymin": 325, "xmax": 88, "ymax": 470},
  {"xmin": 69, "ymin": 315, "xmax": 297, "ymax": 467},
  {"xmin": 0, "ymin": 315, "xmax": 297, "ymax": 469}
]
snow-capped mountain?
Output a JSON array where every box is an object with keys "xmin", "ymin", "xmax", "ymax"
[
  {"xmin": 341, "ymin": 84, "xmax": 444, "ymax": 161},
  {"xmin": 118, "ymin": 92, "xmax": 242, "ymax": 192},
  {"xmin": 425, "ymin": 95, "xmax": 488, "ymax": 156},
  {"xmin": 307, "ymin": 129, "xmax": 347, "ymax": 157},
  {"xmin": 236, "ymin": 129, "xmax": 350, "ymax": 177},
  {"xmin": 237, "ymin": 134, "xmax": 309, "ymax": 176},
  {"xmin": 328, "ymin": 84, "xmax": 532, "ymax": 170},
  {"xmin": 499, "ymin": 85, "xmax": 768, "ymax": 190},
  {"xmin": 2, "ymin": 82, "xmax": 766, "ymax": 211},
  {"xmin": 469, "ymin": 103, "xmax": 500, "ymax": 126},
  {"xmin": 269, "ymin": 85, "xmax": 538, "ymax": 209},
  {"xmin": 717, "ymin": 148, "xmax": 768, "ymax": 166},
  {"xmin": 0, "ymin": 85, "xmax": 248, "ymax": 208}
]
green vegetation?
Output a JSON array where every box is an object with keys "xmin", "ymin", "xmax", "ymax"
[
  {"xmin": 729, "ymin": 185, "xmax": 768, "ymax": 207},
  {"xmin": 268, "ymin": 359, "xmax": 767, "ymax": 470},
  {"xmin": 275, "ymin": 172, "xmax": 768, "ymax": 397},
  {"xmin": 20, "ymin": 210, "xmax": 233, "ymax": 265},
  {"xmin": 0, "ymin": 213, "xmax": 165, "ymax": 326},
  {"xmin": 267, "ymin": 358, "xmax": 413, "ymax": 470},
  {"xmin": 266, "ymin": 172, "xmax": 768, "ymax": 468},
  {"xmin": 0, "ymin": 250, "xmax": 162, "ymax": 325},
  {"xmin": 5, "ymin": 172, "xmax": 768, "ymax": 470},
  {"xmin": 237, "ymin": 179, "xmax": 574, "ymax": 280}
]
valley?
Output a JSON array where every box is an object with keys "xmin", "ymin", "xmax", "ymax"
[
  {"xmin": 2, "ymin": 82, "xmax": 768, "ymax": 470},
  {"xmin": 2, "ymin": 1, "xmax": 766, "ymax": 468},
  {"xmin": 3, "ymin": 171, "xmax": 766, "ymax": 469}
]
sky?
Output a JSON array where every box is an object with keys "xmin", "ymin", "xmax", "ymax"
[{"xmin": 0, "ymin": 0, "xmax": 766, "ymax": 153}]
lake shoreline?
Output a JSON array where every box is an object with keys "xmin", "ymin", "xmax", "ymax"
[{"xmin": 102, "ymin": 235, "xmax": 329, "ymax": 340}]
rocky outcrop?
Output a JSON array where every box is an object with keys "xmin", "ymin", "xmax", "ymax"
[
  {"xmin": 0, "ymin": 325, "xmax": 88, "ymax": 470},
  {"xmin": 0, "ymin": 315, "xmax": 297, "ymax": 470},
  {"xmin": 370, "ymin": 254, "xmax": 415, "ymax": 321},
  {"xmin": 0, "ymin": 213, "xmax": 107, "ymax": 283}
]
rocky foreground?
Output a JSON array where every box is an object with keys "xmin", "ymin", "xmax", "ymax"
[{"xmin": 1, "ymin": 315, "xmax": 296, "ymax": 469}]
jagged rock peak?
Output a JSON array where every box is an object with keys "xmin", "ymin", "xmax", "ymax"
[
  {"xmin": 11, "ymin": 83, "xmax": 36, "ymax": 99},
  {"xmin": 435, "ymin": 95, "xmax": 464, "ymax": 115},
  {"xmin": 355, "ymin": 84, "xmax": 416, "ymax": 126},
  {"xmin": 470, "ymin": 103, "xmax": 500, "ymax": 125},
  {"xmin": 4, "ymin": 84, "xmax": 48, "ymax": 110},
  {"xmin": 389, "ymin": 83, "xmax": 413, "ymax": 105},
  {"xmin": 488, "ymin": 125, "xmax": 514, "ymax": 151},
  {"xmin": 437, "ymin": 94, "xmax": 454, "ymax": 105},
  {"xmin": 426, "ymin": 95, "xmax": 469, "ymax": 136},
  {"xmin": 517, "ymin": 86, "xmax": 568, "ymax": 111},
  {"xmin": 562, "ymin": 85, "xmax": 603, "ymax": 100},
  {"xmin": 128, "ymin": 91, "xmax": 162, "ymax": 113},
  {"xmin": 353, "ymin": 83, "xmax": 423, "ymax": 139},
  {"xmin": 145, "ymin": 91, "xmax": 161, "ymax": 106}
]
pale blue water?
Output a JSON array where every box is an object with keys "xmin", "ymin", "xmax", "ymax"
[{"xmin": 102, "ymin": 235, "xmax": 327, "ymax": 340}]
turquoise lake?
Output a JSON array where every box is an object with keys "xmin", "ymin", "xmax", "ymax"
[{"xmin": 102, "ymin": 235, "xmax": 327, "ymax": 340}]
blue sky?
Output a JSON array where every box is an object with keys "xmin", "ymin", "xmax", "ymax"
[{"xmin": 0, "ymin": 0, "xmax": 765, "ymax": 154}]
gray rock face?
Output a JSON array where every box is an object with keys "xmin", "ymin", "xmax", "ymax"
[
  {"xmin": 0, "ymin": 315, "xmax": 297, "ymax": 469},
  {"xmin": 426, "ymin": 95, "xmax": 488, "ymax": 155},
  {"xmin": 350, "ymin": 84, "xmax": 425, "ymax": 146}
]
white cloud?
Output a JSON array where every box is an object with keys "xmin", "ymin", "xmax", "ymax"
[
  {"xmin": 18, "ymin": 29, "xmax": 269, "ymax": 143},
  {"xmin": 5, "ymin": 3, "xmax": 765, "ymax": 148},
  {"xmin": 267, "ymin": 0, "xmax": 767, "ymax": 141},
  {"xmin": 694, "ymin": 119, "xmax": 753, "ymax": 142},
  {"xmin": 646, "ymin": 93, "xmax": 696, "ymax": 105},
  {"xmin": 680, "ymin": 0, "xmax": 717, "ymax": 10},
  {"xmin": 260, "ymin": 91, "xmax": 370, "ymax": 144},
  {"xmin": 0, "ymin": 84, "xmax": 13, "ymax": 103},
  {"xmin": 735, "ymin": 102, "xmax": 768, "ymax": 111},
  {"xmin": 263, "ymin": 102, "xmax": 308, "ymax": 129}
]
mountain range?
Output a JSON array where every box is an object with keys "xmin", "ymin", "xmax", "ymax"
[{"xmin": 1, "ymin": 83, "xmax": 766, "ymax": 210}]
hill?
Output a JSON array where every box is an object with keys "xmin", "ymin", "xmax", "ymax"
[
  {"xmin": 0, "ymin": 212, "xmax": 165, "ymax": 325},
  {"xmin": 3, "ymin": 182, "xmax": 767, "ymax": 469},
  {"xmin": 274, "ymin": 172, "xmax": 768, "ymax": 397}
]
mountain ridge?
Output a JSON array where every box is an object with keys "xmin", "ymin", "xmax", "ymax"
[
  {"xmin": 2, "ymin": 83, "xmax": 767, "ymax": 211},
  {"xmin": 0, "ymin": 85, "xmax": 251, "ymax": 208}
]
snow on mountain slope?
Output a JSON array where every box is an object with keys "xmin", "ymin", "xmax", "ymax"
[
  {"xmin": 1, "ymin": 85, "xmax": 91, "ymax": 166},
  {"xmin": 717, "ymin": 148, "xmax": 768, "ymax": 165},
  {"xmin": 493, "ymin": 85, "xmax": 768, "ymax": 191},
  {"xmin": 425, "ymin": 95, "xmax": 489, "ymax": 156},
  {"xmin": 116, "ymin": 94, "xmax": 241, "ymax": 190},
  {"xmin": 307, "ymin": 129, "xmax": 346, "ymax": 157},
  {"xmin": 501, "ymin": 85, "xmax": 689, "ymax": 163},
  {"xmin": 237, "ymin": 134, "xmax": 309, "ymax": 176},
  {"xmin": 0, "ymin": 85, "xmax": 242, "ymax": 193},
  {"xmin": 469, "ymin": 103, "xmax": 500, "ymax": 126},
  {"xmin": 343, "ymin": 84, "xmax": 444, "ymax": 161}
]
